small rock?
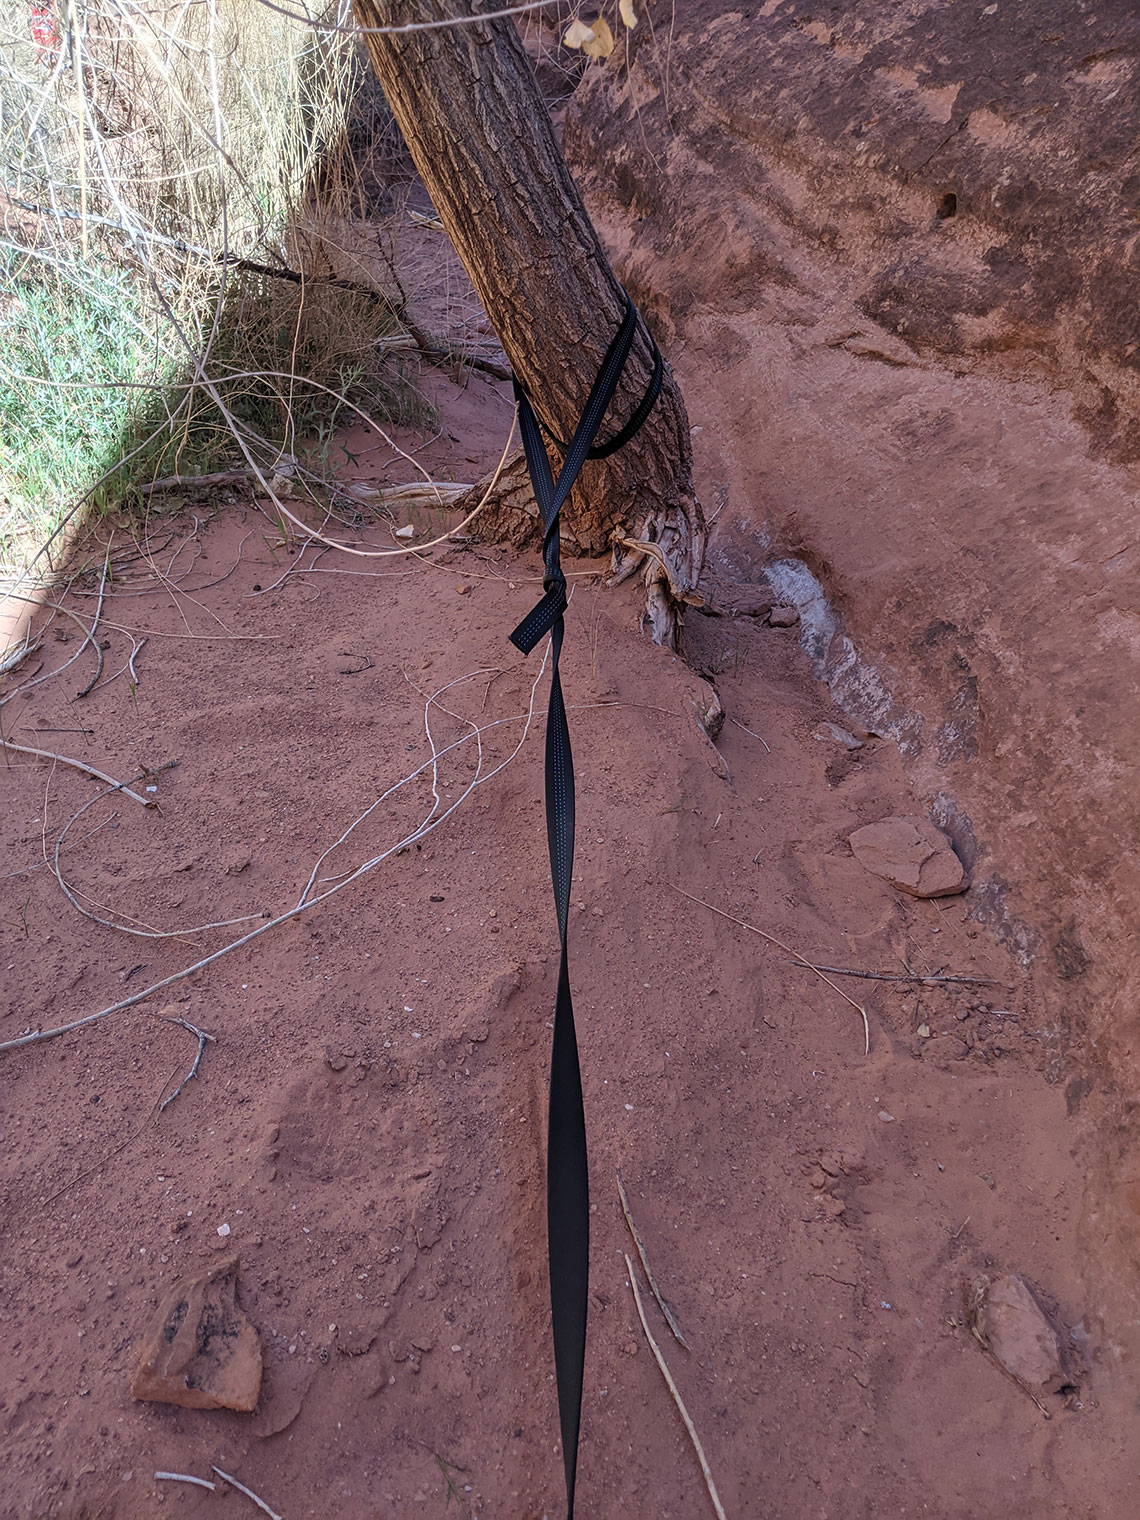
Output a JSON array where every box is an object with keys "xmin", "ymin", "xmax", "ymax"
[
  {"xmin": 971, "ymin": 1274, "xmax": 1068, "ymax": 1393},
  {"xmin": 917, "ymin": 1023, "xmax": 931, "ymax": 1039},
  {"xmin": 768, "ymin": 604, "xmax": 800, "ymax": 627},
  {"xmin": 394, "ymin": 524, "xmax": 415, "ymax": 540},
  {"xmin": 455, "ymin": 582, "xmax": 472, "ymax": 595},
  {"xmin": 877, "ymin": 1110, "xmax": 896, "ymax": 1123},
  {"xmin": 130, "ymin": 1258, "xmax": 262, "ymax": 1411},
  {"xmin": 812, "ymin": 721, "xmax": 864, "ymax": 750},
  {"xmin": 848, "ymin": 816, "xmax": 969, "ymax": 898},
  {"xmin": 324, "ymin": 1045, "xmax": 348, "ymax": 1073}
]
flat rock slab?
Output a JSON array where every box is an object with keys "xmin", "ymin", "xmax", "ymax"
[
  {"xmin": 130, "ymin": 1257, "xmax": 262, "ymax": 1412},
  {"xmin": 972, "ymin": 1274, "xmax": 1068, "ymax": 1394},
  {"xmin": 848, "ymin": 816, "xmax": 968, "ymax": 898}
]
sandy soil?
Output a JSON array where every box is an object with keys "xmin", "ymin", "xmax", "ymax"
[{"xmin": 3, "ymin": 329, "xmax": 1138, "ymax": 1520}]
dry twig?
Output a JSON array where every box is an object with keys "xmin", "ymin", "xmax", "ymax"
[
  {"xmin": 1, "ymin": 658, "xmax": 548, "ymax": 1054},
  {"xmin": 0, "ymin": 739, "xmax": 154, "ymax": 806},
  {"xmin": 154, "ymin": 1472, "xmax": 216, "ymax": 1492},
  {"xmin": 211, "ymin": 1466, "xmax": 283, "ymax": 1520},
  {"xmin": 158, "ymin": 1016, "xmax": 216, "ymax": 1110},
  {"xmin": 675, "ymin": 885, "xmax": 871, "ymax": 1055},
  {"xmin": 791, "ymin": 963, "xmax": 1007, "ymax": 988},
  {"xmin": 617, "ymin": 1173, "xmax": 688, "ymax": 1348},
  {"xmin": 625, "ymin": 1254, "xmax": 727, "ymax": 1520},
  {"xmin": 728, "ymin": 715, "xmax": 770, "ymax": 753}
]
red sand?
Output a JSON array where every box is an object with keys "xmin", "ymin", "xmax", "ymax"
[{"xmin": 3, "ymin": 352, "xmax": 1136, "ymax": 1517}]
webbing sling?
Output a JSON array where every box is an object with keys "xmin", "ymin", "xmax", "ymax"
[{"xmin": 508, "ymin": 292, "xmax": 663, "ymax": 1518}]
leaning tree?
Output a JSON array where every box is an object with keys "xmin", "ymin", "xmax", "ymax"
[{"xmin": 352, "ymin": 0, "xmax": 704, "ymax": 642}]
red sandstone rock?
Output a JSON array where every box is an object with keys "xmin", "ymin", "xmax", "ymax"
[
  {"xmin": 130, "ymin": 1258, "xmax": 262, "ymax": 1412},
  {"xmin": 972, "ymin": 1274, "xmax": 1068, "ymax": 1393},
  {"xmin": 848, "ymin": 816, "xmax": 968, "ymax": 898}
]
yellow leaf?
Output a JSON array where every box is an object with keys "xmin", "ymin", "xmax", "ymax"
[
  {"xmin": 582, "ymin": 15, "xmax": 615, "ymax": 57},
  {"xmin": 562, "ymin": 18, "xmax": 596, "ymax": 48},
  {"xmin": 619, "ymin": 0, "xmax": 638, "ymax": 28}
]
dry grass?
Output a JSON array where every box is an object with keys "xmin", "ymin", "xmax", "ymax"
[{"xmin": 0, "ymin": 0, "xmax": 431, "ymax": 617}]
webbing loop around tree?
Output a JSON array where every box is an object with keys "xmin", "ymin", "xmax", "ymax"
[{"xmin": 507, "ymin": 291, "xmax": 662, "ymax": 1519}]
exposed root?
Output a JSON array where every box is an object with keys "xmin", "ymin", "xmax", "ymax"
[{"xmin": 459, "ymin": 455, "xmax": 706, "ymax": 648}]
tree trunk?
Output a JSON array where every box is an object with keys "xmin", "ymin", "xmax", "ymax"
[{"xmin": 352, "ymin": 0, "xmax": 704, "ymax": 643}]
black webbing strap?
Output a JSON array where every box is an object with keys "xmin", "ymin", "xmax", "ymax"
[{"xmin": 508, "ymin": 292, "xmax": 662, "ymax": 1518}]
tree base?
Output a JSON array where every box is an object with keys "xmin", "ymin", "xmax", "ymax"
[{"xmin": 461, "ymin": 450, "xmax": 704, "ymax": 649}]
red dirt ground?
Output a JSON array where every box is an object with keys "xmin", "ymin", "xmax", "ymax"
[{"xmin": 3, "ymin": 347, "xmax": 1138, "ymax": 1518}]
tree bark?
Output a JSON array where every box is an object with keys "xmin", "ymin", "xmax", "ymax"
[{"xmin": 352, "ymin": 0, "xmax": 704, "ymax": 642}]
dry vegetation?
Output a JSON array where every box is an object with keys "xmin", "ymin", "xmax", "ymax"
[{"xmin": 0, "ymin": 0, "xmax": 429, "ymax": 621}]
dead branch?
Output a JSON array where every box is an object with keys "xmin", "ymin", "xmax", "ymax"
[
  {"xmin": 675, "ymin": 885, "xmax": 871, "ymax": 1055},
  {"xmin": 625, "ymin": 1255, "xmax": 727, "ymax": 1520},
  {"xmin": 0, "ymin": 739, "xmax": 155, "ymax": 806},
  {"xmin": 211, "ymin": 1467, "xmax": 283, "ymax": 1520},
  {"xmin": 617, "ymin": 1173, "xmax": 688, "ymax": 1348},
  {"xmin": 158, "ymin": 1017, "xmax": 216, "ymax": 1111}
]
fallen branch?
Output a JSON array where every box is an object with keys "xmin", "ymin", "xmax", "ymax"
[
  {"xmin": 212, "ymin": 1466, "xmax": 283, "ymax": 1520},
  {"xmin": 154, "ymin": 1472, "xmax": 216, "ymax": 1492},
  {"xmin": 158, "ymin": 1017, "xmax": 217, "ymax": 1111},
  {"xmin": 0, "ymin": 739, "xmax": 157, "ymax": 806},
  {"xmin": 674, "ymin": 884, "xmax": 871, "ymax": 1056},
  {"xmin": 791, "ymin": 963, "xmax": 1008, "ymax": 989},
  {"xmin": 625, "ymin": 1254, "xmax": 727, "ymax": 1520},
  {"xmin": 728, "ymin": 715, "xmax": 771, "ymax": 754},
  {"xmin": 76, "ymin": 540, "xmax": 112, "ymax": 698},
  {"xmin": 1, "ymin": 659, "xmax": 547, "ymax": 1055},
  {"xmin": 617, "ymin": 1173, "xmax": 688, "ymax": 1348}
]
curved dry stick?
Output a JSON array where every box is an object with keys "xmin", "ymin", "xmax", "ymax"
[
  {"xmin": 211, "ymin": 1468, "xmax": 281, "ymax": 1520},
  {"xmin": 674, "ymin": 885, "xmax": 871, "ymax": 1056},
  {"xmin": 158, "ymin": 1017, "xmax": 216, "ymax": 1111},
  {"xmin": 76, "ymin": 540, "xmax": 112, "ymax": 698},
  {"xmin": 1, "ymin": 656, "xmax": 550, "ymax": 1055},
  {"xmin": 617, "ymin": 1172, "xmax": 688, "ymax": 1348},
  {"xmin": 154, "ymin": 1473, "xmax": 216, "ymax": 1492}
]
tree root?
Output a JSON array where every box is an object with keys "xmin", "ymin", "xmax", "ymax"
[{"xmin": 459, "ymin": 452, "xmax": 705, "ymax": 649}]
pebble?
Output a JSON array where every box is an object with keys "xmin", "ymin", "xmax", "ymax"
[{"xmin": 768, "ymin": 605, "xmax": 800, "ymax": 627}]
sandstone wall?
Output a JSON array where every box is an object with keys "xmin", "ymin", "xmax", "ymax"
[{"xmin": 565, "ymin": 0, "xmax": 1140, "ymax": 1348}]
